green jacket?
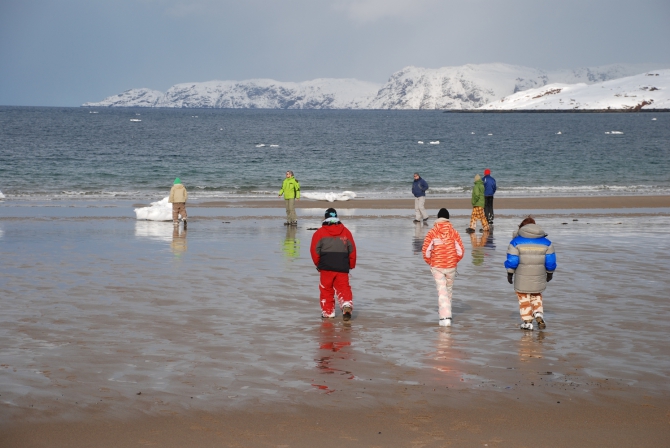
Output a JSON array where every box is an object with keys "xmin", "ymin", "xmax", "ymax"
[
  {"xmin": 279, "ymin": 177, "xmax": 300, "ymax": 199},
  {"xmin": 472, "ymin": 180, "xmax": 485, "ymax": 207}
]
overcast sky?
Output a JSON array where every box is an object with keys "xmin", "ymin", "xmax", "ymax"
[{"xmin": 1, "ymin": 0, "xmax": 669, "ymax": 106}]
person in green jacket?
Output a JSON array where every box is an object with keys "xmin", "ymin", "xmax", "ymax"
[
  {"xmin": 278, "ymin": 170, "xmax": 300, "ymax": 226},
  {"xmin": 466, "ymin": 174, "xmax": 490, "ymax": 233}
]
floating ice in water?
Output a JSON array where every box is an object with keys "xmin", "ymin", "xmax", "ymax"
[
  {"xmin": 429, "ymin": 141, "xmax": 440, "ymax": 145},
  {"xmin": 270, "ymin": 144, "xmax": 279, "ymax": 147},
  {"xmin": 136, "ymin": 113, "xmax": 141, "ymax": 116},
  {"xmin": 488, "ymin": 133, "xmax": 493, "ymax": 136},
  {"xmin": 471, "ymin": 132, "xmax": 475, "ymax": 134},
  {"xmin": 556, "ymin": 131, "xmax": 562, "ymax": 134},
  {"xmin": 0, "ymin": 190, "xmax": 5, "ymax": 200},
  {"xmin": 220, "ymin": 128, "xmax": 223, "ymax": 130},
  {"xmin": 256, "ymin": 144, "xmax": 266, "ymax": 147},
  {"xmin": 89, "ymin": 111, "xmax": 98, "ymax": 114},
  {"xmin": 417, "ymin": 141, "xmax": 424, "ymax": 144},
  {"xmin": 130, "ymin": 118, "xmax": 141, "ymax": 122},
  {"xmin": 652, "ymin": 118, "xmax": 657, "ymax": 121},
  {"xmin": 191, "ymin": 115, "xmax": 198, "ymax": 118},
  {"xmin": 302, "ymin": 191, "xmax": 357, "ymax": 202},
  {"xmin": 608, "ymin": 131, "xmax": 624, "ymax": 134},
  {"xmin": 134, "ymin": 197, "xmax": 177, "ymax": 221}
]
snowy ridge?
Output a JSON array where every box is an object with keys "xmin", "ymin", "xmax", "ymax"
[
  {"xmin": 85, "ymin": 78, "xmax": 380, "ymax": 109},
  {"xmin": 478, "ymin": 70, "xmax": 670, "ymax": 110},
  {"xmin": 83, "ymin": 63, "xmax": 667, "ymax": 110}
]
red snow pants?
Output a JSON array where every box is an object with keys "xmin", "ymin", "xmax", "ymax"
[{"xmin": 319, "ymin": 270, "xmax": 353, "ymax": 316}]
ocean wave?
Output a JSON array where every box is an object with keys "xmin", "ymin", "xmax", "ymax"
[{"xmin": 302, "ymin": 191, "xmax": 357, "ymax": 202}]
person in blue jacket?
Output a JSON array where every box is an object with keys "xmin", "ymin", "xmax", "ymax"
[
  {"xmin": 412, "ymin": 172, "xmax": 429, "ymax": 223},
  {"xmin": 504, "ymin": 217, "xmax": 557, "ymax": 330},
  {"xmin": 483, "ymin": 169, "xmax": 497, "ymax": 225}
]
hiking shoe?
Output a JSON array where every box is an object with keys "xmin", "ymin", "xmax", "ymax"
[
  {"xmin": 465, "ymin": 228, "xmax": 475, "ymax": 233},
  {"xmin": 520, "ymin": 321, "xmax": 534, "ymax": 331},
  {"xmin": 535, "ymin": 314, "xmax": 546, "ymax": 329},
  {"xmin": 439, "ymin": 317, "xmax": 452, "ymax": 327},
  {"xmin": 342, "ymin": 306, "xmax": 352, "ymax": 321}
]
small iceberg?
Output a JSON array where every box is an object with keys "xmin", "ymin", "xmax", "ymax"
[
  {"xmin": 487, "ymin": 133, "xmax": 493, "ymax": 136},
  {"xmin": 256, "ymin": 144, "xmax": 266, "ymax": 147},
  {"xmin": 0, "ymin": 190, "xmax": 5, "ymax": 200},
  {"xmin": 429, "ymin": 141, "xmax": 440, "ymax": 145},
  {"xmin": 417, "ymin": 141, "xmax": 424, "ymax": 144},
  {"xmin": 556, "ymin": 131, "xmax": 562, "ymax": 135},
  {"xmin": 130, "ymin": 118, "xmax": 141, "ymax": 122},
  {"xmin": 89, "ymin": 111, "xmax": 98, "ymax": 114},
  {"xmin": 270, "ymin": 144, "xmax": 279, "ymax": 147},
  {"xmin": 134, "ymin": 197, "xmax": 175, "ymax": 221},
  {"xmin": 302, "ymin": 191, "xmax": 357, "ymax": 202},
  {"xmin": 471, "ymin": 132, "xmax": 475, "ymax": 135},
  {"xmin": 608, "ymin": 131, "xmax": 624, "ymax": 134},
  {"xmin": 652, "ymin": 118, "xmax": 657, "ymax": 121}
]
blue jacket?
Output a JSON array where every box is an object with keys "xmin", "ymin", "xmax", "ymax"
[
  {"xmin": 412, "ymin": 178, "xmax": 429, "ymax": 197},
  {"xmin": 483, "ymin": 175, "xmax": 496, "ymax": 196}
]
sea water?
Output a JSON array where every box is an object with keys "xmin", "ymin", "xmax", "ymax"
[{"xmin": 0, "ymin": 106, "xmax": 669, "ymax": 201}]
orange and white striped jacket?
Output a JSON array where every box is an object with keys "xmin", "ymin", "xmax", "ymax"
[{"xmin": 422, "ymin": 219, "xmax": 464, "ymax": 268}]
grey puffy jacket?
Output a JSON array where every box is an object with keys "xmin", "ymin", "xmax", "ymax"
[{"xmin": 504, "ymin": 224, "xmax": 557, "ymax": 293}]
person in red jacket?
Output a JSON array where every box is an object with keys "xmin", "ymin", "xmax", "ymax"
[
  {"xmin": 422, "ymin": 208, "xmax": 465, "ymax": 327},
  {"xmin": 310, "ymin": 208, "xmax": 357, "ymax": 321}
]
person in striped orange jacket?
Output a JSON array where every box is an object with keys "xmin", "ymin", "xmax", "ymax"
[{"xmin": 422, "ymin": 208, "xmax": 465, "ymax": 327}]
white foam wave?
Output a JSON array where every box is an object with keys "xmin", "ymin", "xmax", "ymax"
[
  {"xmin": 0, "ymin": 190, "xmax": 5, "ymax": 200},
  {"xmin": 134, "ymin": 197, "xmax": 174, "ymax": 221},
  {"xmin": 302, "ymin": 191, "xmax": 357, "ymax": 202}
]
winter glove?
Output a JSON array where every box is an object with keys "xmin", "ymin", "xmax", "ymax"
[
  {"xmin": 507, "ymin": 273, "xmax": 513, "ymax": 284},
  {"xmin": 546, "ymin": 272, "xmax": 553, "ymax": 282}
]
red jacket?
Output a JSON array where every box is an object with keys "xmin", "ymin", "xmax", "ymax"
[
  {"xmin": 310, "ymin": 222, "xmax": 356, "ymax": 273},
  {"xmin": 422, "ymin": 219, "xmax": 464, "ymax": 268}
]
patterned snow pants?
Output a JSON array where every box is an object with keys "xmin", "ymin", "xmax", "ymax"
[
  {"xmin": 319, "ymin": 270, "xmax": 353, "ymax": 317},
  {"xmin": 469, "ymin": 206, "xmax": 489, "ymax": 230},
  {"xmin": 516, "ymin": 292, "xmax": 543, "ymax": 321},
  {"xmin": 431, "ymin": 267, "xmax": 456, "ymax": 319},
  {"xmin": 172, "ymin": 202, "xmax": 187, "ymax": 222}
]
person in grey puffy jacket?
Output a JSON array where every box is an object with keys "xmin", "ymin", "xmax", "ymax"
[{"xmin": 504, "ymin": 217, "xmax": 557, "ymax": 330}]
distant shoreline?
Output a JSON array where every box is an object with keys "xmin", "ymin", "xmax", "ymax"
[{"xmin": 445, "ymin": 109, "xmax": 670, "ymax": 113}]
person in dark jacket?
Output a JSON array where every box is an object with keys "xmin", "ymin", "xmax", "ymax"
[
  {"xmin": 310, "ymin": 208, "xmax": 357, "ymax": 321},
  {"xmin": 504, "ymin": 217, "xmax": 557, "ymax": 331},
  {"xmin": 482, "ymin": 169, "xmax": 497, "ymax": 225},
  {"xmin": 412, "ymin": 172, "xmax": 429, "ymax": 223}
]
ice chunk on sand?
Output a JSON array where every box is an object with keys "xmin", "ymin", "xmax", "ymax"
[
  {"xmin": 302, "ymin": 191, "xmax": 357, "ymax": 202},
  {"xmin": 134, "ymin": 197, "xmax": 177, "ymax": 221}
]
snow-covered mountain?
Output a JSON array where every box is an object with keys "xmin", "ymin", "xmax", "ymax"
[
  {"xmin": 478, "ymin": 70, "xmax": 669, "ymax": 111},
  {"xmin": 83, "ymin": 63, "xmax": 667, "ymax": 110},
  {"xmin": 83, "ymin": 78, "xmax": 380, "ymax": 109}
]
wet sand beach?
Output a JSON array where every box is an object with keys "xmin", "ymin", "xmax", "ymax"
[
  {"xmin": 1, "ymin": 203, "xmax": 669, "ymax": 446},
  {"xmin": 186, "ymin": 194, "xmax": 670, "ymax": 209}
]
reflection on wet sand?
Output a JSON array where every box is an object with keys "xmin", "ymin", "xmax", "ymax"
[
  {"xmin": 313, "ymin": 321, "xmax": 354, "ymax": 393},
  {"xmin": 412, "ymin": 221, "xmax": 428, "ymax": 255},
  {"xmin": 469, "ymin": 230, "xmax": 487, "ymax": 265},
  {"xmin": 282, "ymin": 225, "xmax": 300, "ymax": 259},
  {"xmin": 518, "ymin": 331, "xmax": 545, "ymax": 362},
  {"xmin": 171, "ymin": 226, "xmax": 187, "ymax": 257},
  {"xmin": 429, "ymin": 329, "xmax": 464, "ymax": 387},
  {"xmin": 134, "ymin": 220, "xmax": 175, "ymax": 242}
]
